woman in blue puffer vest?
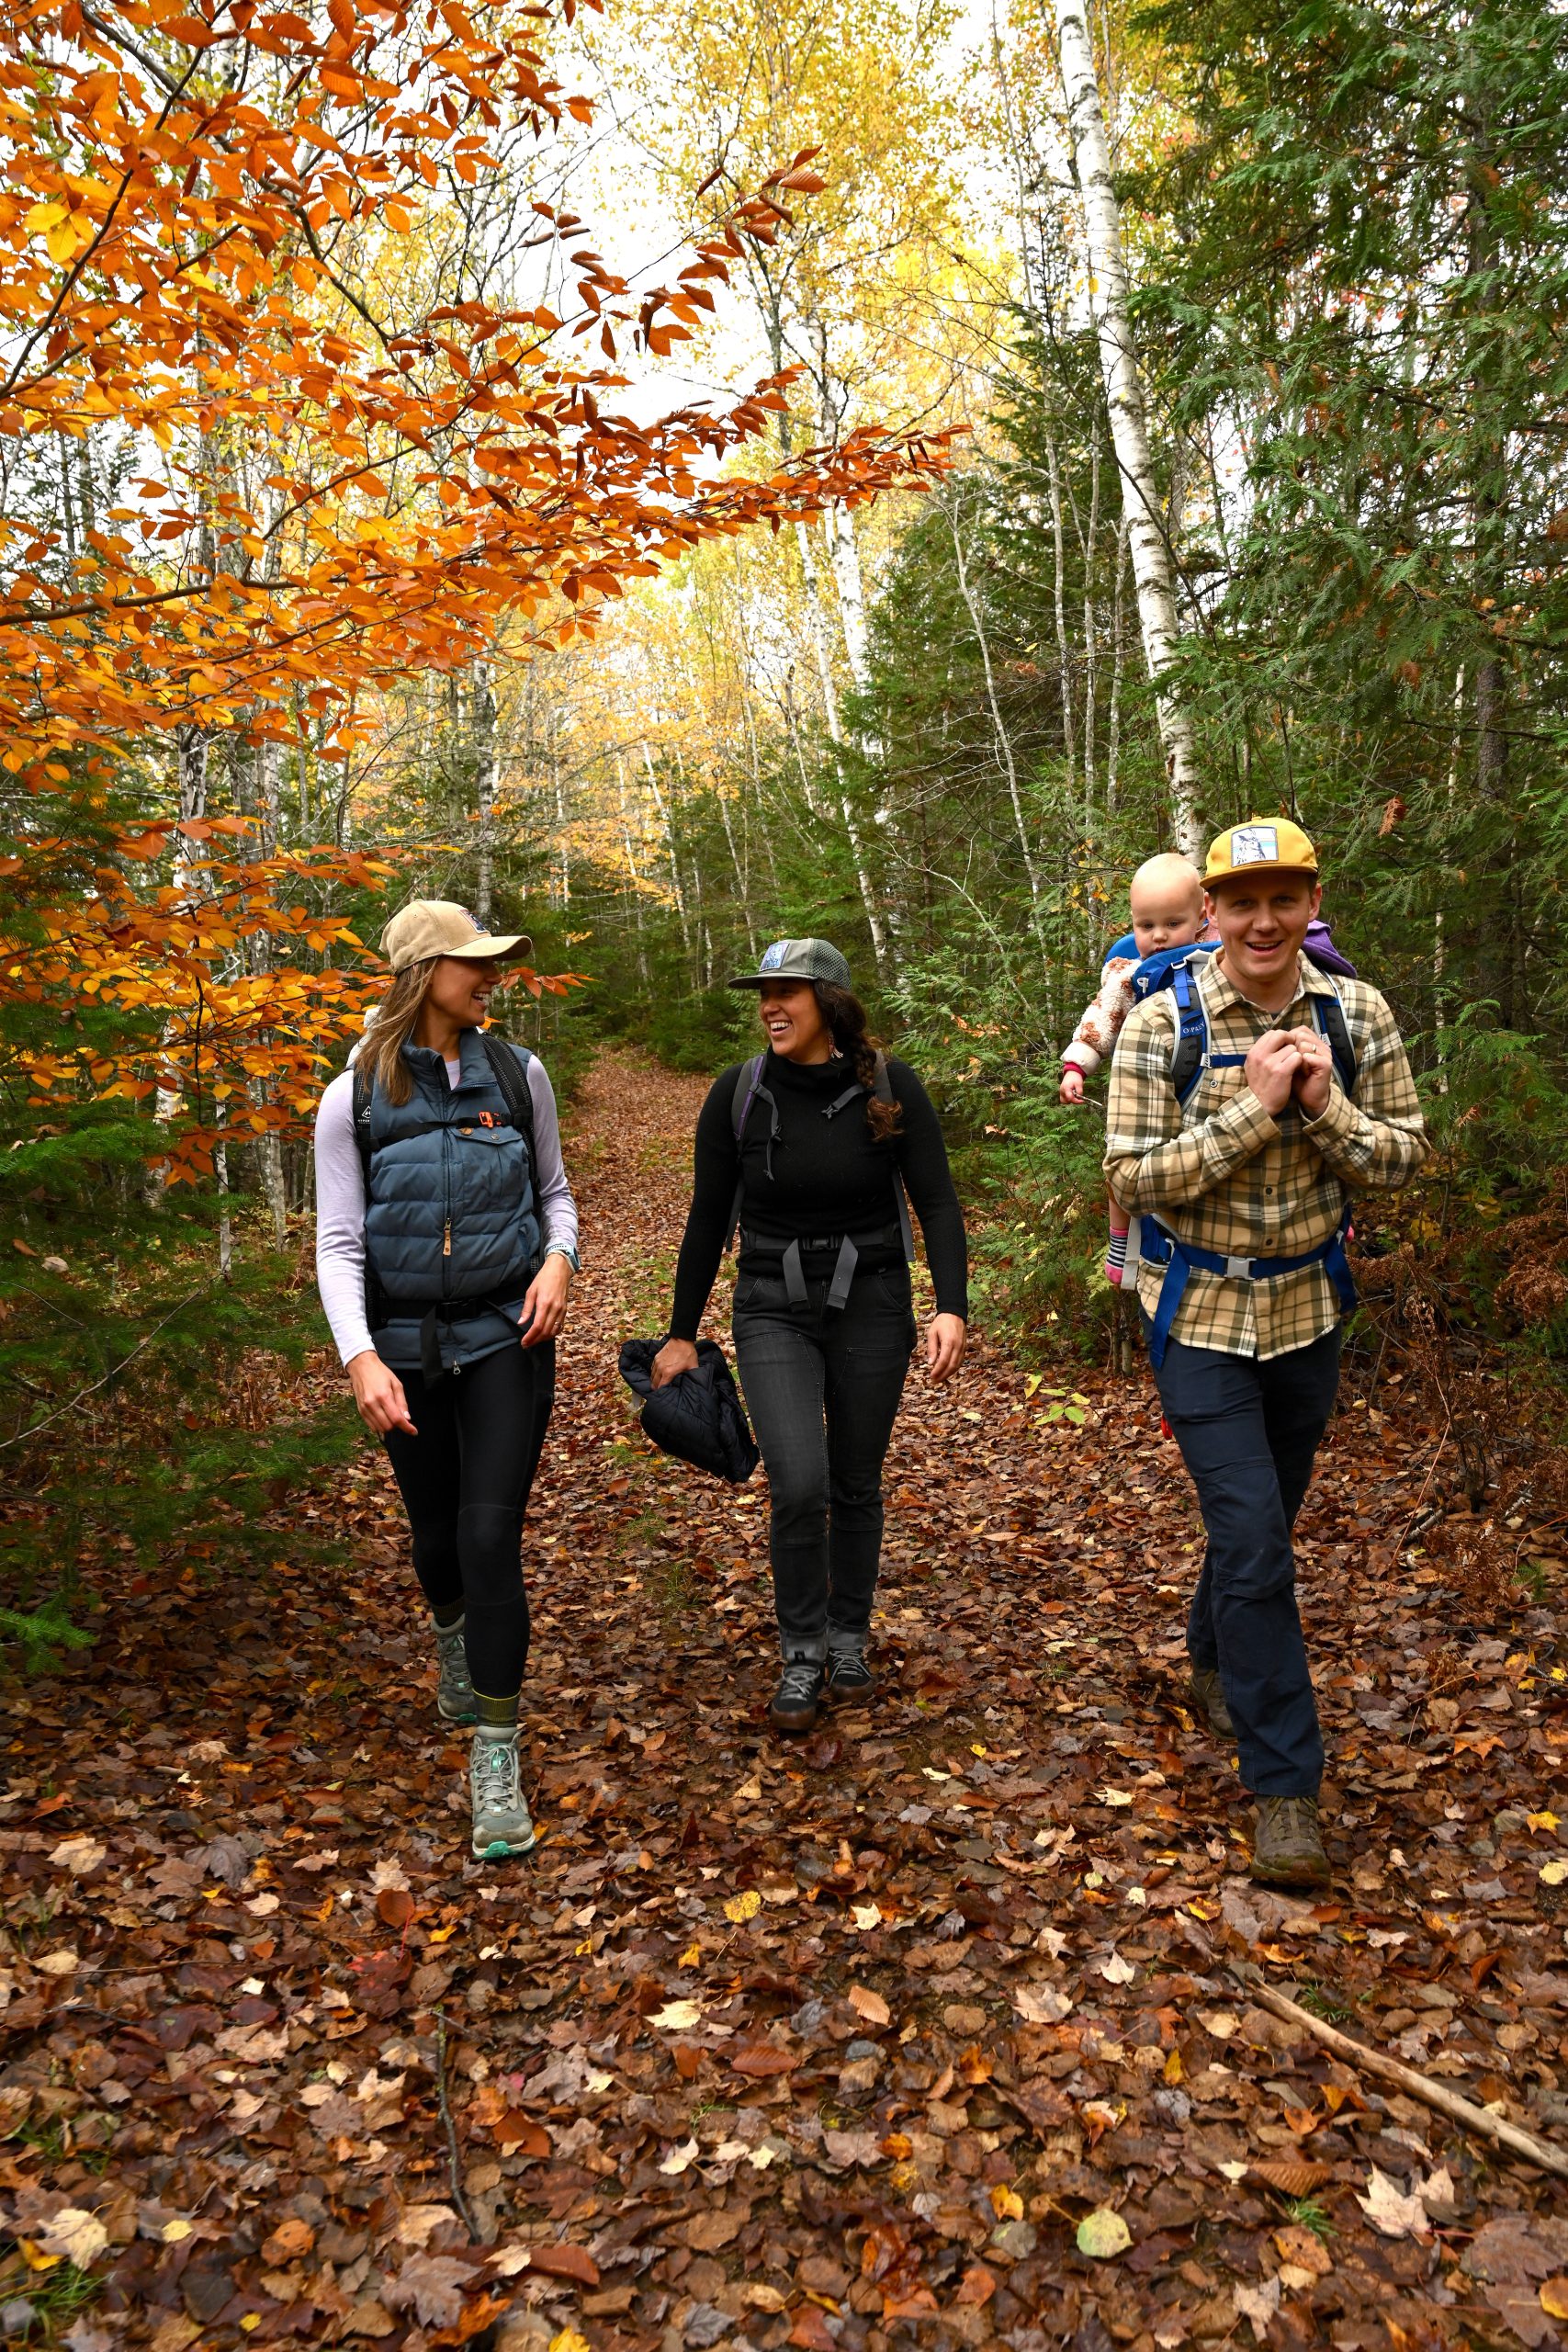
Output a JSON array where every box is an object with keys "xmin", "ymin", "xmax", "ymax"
[{"xmin": 314, "ymin": 900, "xmax": 580, "ymax": 1860}]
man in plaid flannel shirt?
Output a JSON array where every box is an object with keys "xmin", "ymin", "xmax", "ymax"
[{"xmin": 1105, "ymin": 819, "xmax": 1427, "ymax": 1886}]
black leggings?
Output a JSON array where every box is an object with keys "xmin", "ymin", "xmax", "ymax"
[{"xmin": 381, "ymin": 1340, "xmax": 555, "ymax": 1698}]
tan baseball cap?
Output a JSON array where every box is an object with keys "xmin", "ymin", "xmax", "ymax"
[{"xmin": 380, "ymin": 899, "xmax": 532, "ymax": 974}]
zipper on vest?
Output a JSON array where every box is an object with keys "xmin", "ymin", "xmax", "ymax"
[{"xmin": 443, "ymin": 1220, "xmax": 451, "ymax": 1257}]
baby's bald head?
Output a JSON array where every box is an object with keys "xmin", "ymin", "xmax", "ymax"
[{"xmin": 1129, "ymin": 854, "xmax": 1208, "ymax": 956}]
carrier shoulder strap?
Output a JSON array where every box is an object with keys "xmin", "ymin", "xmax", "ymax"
[
  {"xmin": 1168, "ymin": 964, "xmax": 1212, "ymax": 1109},
  {"xmin": 1167, "ymin": 967, "xmax": 1359, "ymax": 1111},
  {"xmin": 1313, "ymin": 989, "xmax": 1358, "ymax": 1097}
]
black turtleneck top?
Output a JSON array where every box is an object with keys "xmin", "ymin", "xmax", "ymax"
[{"xmin": 669, "ymin": 1051, "xmax": 968, "ymax": 1340}]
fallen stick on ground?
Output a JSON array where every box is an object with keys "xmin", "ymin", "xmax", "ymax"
[
  {"xmin": 434, "ymin": 2008, "xmax": 481, "ymax": 2241},
  {"xmin": 1227, "ymin": 1963, "xmax": 1568, "ymax": 2182}
]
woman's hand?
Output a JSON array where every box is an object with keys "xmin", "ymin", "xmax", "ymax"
[
  {"xmin": 348, "ymin": 1350, "xmax": 417, "ymax": 1437},
  {"xmin": 651, "ymin": 1337, "xmax": 699, "ymax": 1389},
  {"xmin": 925, "ymin": 1313, "xmax": 966, "ymax": 1385},
  {"xmin": 520, "ymin": 1252, "xmax": 573, "ymax": 1348}
]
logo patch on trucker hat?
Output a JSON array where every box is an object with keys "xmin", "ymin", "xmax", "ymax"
[
  {"xmin": 759, "ymin": 939, "xmax": 800, "ymax": 971},
  {"xmin": 1229, "ymin": 825, "xmax": 1279, "ymax": 865}
]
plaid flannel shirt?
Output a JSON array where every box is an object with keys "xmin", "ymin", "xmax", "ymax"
[{"xmin": 1104, "ymin": 953, "xmax": 1428, "ymax": 1361}]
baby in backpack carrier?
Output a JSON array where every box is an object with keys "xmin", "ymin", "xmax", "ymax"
[
  {"xmin": 1060, "ymin": 849, "xmax": 1358, "ymax": 1285},
  {"xmin": 1059, "ymin": 854, "xmax": 1212, "ymax": 1284}
]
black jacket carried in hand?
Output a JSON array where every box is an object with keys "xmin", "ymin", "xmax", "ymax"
[{"xmin": 617, "ymin": 1338, "xmax": 760, "ymax": 1485}]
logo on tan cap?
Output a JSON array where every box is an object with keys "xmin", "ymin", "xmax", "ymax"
[
  {"xmin": 380, "ymin": 899, "xmax": 533, "ymax": 974},
  {"xmin": 1203, "ymin": 817, "xmax": 1318, "ymax": 886}
]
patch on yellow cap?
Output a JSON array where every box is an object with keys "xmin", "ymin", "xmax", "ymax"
[{"xmin": 1204, "ymin": 817, "xmax": 1318, "ymax": 885}]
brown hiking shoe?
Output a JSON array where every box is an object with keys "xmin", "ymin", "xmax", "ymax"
[
  {"xmin": 1250, "ymin": 1796, "xmax": 1330, "ymax": 1887},
  {"xmin": 1189, "ymin": 1666, "xmax": 1235, "ymax": 1739}
]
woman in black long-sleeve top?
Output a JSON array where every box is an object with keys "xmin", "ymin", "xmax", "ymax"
[{"xmin": 653, "ymin": 937, "xmax": 967, "ymax": 1733}]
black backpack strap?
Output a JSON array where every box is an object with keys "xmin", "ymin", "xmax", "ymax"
[
  {"xmin": 351, "ymin": 1063, "xmax": 374, "ymax": 1192},
  {"xmin": 728, "ymin": 1054, "xmax": 767, "ymax": 1251},
  {"xmin": 1167, "ymin": 961, "xmax": 1211, "ymax": 1109},
  {"xmin": 874, "ymin": 1051, "xmax": 916, "ymax": 1264},
  {"xmin": 479, "ymin": 1032, "xmax": 536, "ymax": 1172},
  {"xmin": 349, "ymin": 1060, "xmax": 388, "ymax": 1333},
  {"xmin": 1313, "ymin": 990, "xmax": 1359, "ymax": 1097}
]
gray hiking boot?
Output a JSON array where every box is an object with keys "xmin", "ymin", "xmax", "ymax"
[
  {"xmin": 769, "ymin": 1657, "xmax": 825, "ymax": 1734},
  {"xmin": 1250, "ymin": 1795, "xmax": 1330, "ymax": 1888},
  {"xmin": 469, "ymin": 1728, "xmax": 537, "ymax": 1860},
  {"xmin": 435, "ymin": 1620, "xmax": 476, "ymax": 1724},
  {"xmin": 1189, "ymin": 1664, "xmax": 1234, "ymax": 1740}
]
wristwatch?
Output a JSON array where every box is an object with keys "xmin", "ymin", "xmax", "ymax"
[{"xmin": 544, "ymin": 1243, "xmax": 581, "ymax": 1273}]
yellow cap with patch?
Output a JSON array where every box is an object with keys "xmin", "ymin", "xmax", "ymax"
[{"xmin": 1204, "ymin": 817, "xmax": 1318, "ymax": 885}]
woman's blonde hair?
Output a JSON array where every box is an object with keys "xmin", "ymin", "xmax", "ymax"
[{"xmin": 359, "ymin": 958, "xmax": 438, "ymax": 1108}]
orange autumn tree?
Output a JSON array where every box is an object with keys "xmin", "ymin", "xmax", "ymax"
[{"xmin": 0, "ymin": 0, "xmax": 955, "ymax": 1185}]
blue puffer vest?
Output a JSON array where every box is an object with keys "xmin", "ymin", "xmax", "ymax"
[{"xmin": 363, "ymin": 1027, "xmax": 540, "ymax": 1377}]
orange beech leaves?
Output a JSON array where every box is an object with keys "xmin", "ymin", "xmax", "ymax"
[
  {"xmin": 0, "ymin": 0, "xmax": 953, "ymax": 767},
  {"xmin": 0, "ymin": 0, "xmax": 948, "ymax": 1173}
]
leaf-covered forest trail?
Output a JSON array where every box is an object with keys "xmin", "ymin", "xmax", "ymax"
[{"xmin": 6, "ymin": 1050, "xmax": 1568, "ymax": 2352}]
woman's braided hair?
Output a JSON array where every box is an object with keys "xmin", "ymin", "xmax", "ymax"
[{"xmin": 812, "ymin": 981, "xmax": 901, "ymax": 1142}]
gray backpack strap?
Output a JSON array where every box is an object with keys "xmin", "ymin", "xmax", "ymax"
[
  {"xmin": 728, "ymin": 1055, "xmax": 767, "ymax": 1250},
  {"xmin": 874, "ymin": 1051, "xmax": 917, "ymax": 1263}
]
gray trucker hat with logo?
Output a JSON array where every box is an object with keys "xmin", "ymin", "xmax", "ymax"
[{"xmin": 728, "ymin": 937, "xmax": 853, "ymax": 990}]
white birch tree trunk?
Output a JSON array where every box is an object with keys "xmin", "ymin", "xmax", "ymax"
[
  {"xmin": 793, "ymin": 520, "xmax": 893, "ymax": 982},
  {"xmin": 1055, "ymin": 0, "xmax": 1201, "ymax": 857},
  {"xmin": 826, "ymin": 502, "xmax": 873, "ymax": 694}
]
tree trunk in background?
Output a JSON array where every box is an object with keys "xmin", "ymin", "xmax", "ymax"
[
  {"xmin": 472, "ymin": 657, "xmax": 498, "ymax": 927},
  {"xmin": 615, "ymin": 761, "xmax": 652, "ymax": 988},
  {"xmin": 949, "ymin": 503, "xmax": 1050, "ymax": 963},
  {"xmin": 639, "ymin": 746, "xmax": 695, "ymax": 983},
  {"xmin": 827, "ymin": 503, "xmax": 872, "ymax": 693},
  {"xmin": 1081, "ymin": 432, "xmax": 1101, "ymax": 824},
  {"xmin": 794, "ymin": 518, "xmax": 844, "ymax": 745},
  {"xmin": 1055, "ymin": 0, "xmax": 1201, "ymax": 858},
  {"xmin": 794, "ymin": 520, "xmax": 893, "ymax": 983},
  {"xmin": 1044, "ymin": 429, "xmax": 1077, "ymax": 781},
  {"xmin": 1464, "ymin": 88, "xmax": 1514, "ymax": 1022},
  {"xmin": 253, "ymin": 729, "xmax": 288, "ymax": 1248},
  {"xmin": 1106, "ymin": 511, "xmax": 1130, "ymax": 814}
]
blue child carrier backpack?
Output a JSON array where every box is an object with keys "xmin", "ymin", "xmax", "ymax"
[{"xmin": 1128, "ymin": 943, "xmax": 1360, "ymax": 1369}]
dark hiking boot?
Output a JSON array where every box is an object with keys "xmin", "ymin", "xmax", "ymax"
[
  {"xmin": 1249, "ymin": 1795, "xmax": 1330, "ymax": 1888},
  {"xmin": 826, "ymin": 1646, "xmax": 874, "ymax": 1702},
  {"xmin": 769, "ymin": 1658, "xmax": 825, "ymax": 1734},
  {"xmin": 436, "ymin": 1620, "xmax": 476, "ymax": 1724},
  {"xmin": 1189, "ymin": 1665, "xmax": 1234, "ymax": 1740}
]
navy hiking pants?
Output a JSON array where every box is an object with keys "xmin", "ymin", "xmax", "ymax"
[{"xmin": 1146, "ymin": 1323, "xmax": 1342, "ymax": 1796}]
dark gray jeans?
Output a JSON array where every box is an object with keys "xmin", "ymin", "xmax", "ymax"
[{"xmin": 732, "ymin": 1265, "xmax": 917, "ymax": 1661}]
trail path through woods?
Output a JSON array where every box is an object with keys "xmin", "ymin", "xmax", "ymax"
[{"xmin": 6, "ymin": 1051, "xmax": 1568, "ymax": 2352}]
